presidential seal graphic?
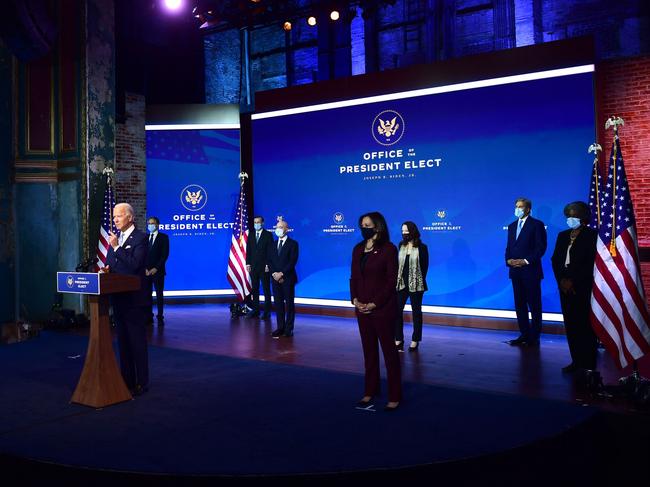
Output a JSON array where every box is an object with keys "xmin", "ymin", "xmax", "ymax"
[
  {"xmin": 66, "ymin": 275, "xmax": 74, "ymax": 288},
  {"xmin": 322, "ymin": 210, "xmax": 354, "ymax": 235},
  {"xmin": 180, "ymin": 184, "xmax": 208, "ymax": 212},
  {"xmin": 372, "ymin": 110, "xmax": 405, "ymax": 146},
  {"xmin": 422, "ymin": 209, "xmax": 461, "ymax": 233}
]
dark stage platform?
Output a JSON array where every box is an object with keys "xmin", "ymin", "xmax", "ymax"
[{"xmin": 1, "ymin": 305, "xmax": 649, "ymax": 486}]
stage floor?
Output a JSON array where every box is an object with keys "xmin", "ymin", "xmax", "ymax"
[
  {"xmin": 144, "ymin": 304, "xmax": 627, "ymax": 406},
  {"xmin": 1, "ymin": 304, "xmax": 649, "ymax": 485}
]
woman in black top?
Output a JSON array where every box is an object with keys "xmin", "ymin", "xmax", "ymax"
[
  {"xmin": 395, "ymin": 221, "xmax": 429, "ymax": 352},
  {"xmin": 551, "ymin": 201, "xmax": 598, "ymax": 372}
]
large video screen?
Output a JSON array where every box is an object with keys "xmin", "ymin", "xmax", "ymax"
[
  {"xmin": 252, "ymin": 67, "xmax": 596, "ymax": 319},
  {"xmin": 146, "ymin": 127, "xmax": 240, "ymax": 295}
]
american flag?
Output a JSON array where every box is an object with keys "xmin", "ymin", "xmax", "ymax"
[
  {"xmin": 587, "ymin": 154, "xmax": 603, "ymax": 230},
  {"xmin": 590, "ymin": 129, "xmax": 650, "ymax": 369},
  {"xmin": 227, "ymin": 180, "xmax": 251, "ymax": 301},
  {"xmin": 95, "ymin": 170, "xmax": 117, "ymax": 270}
]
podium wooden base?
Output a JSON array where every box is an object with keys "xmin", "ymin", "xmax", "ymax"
[{"xmin": 71, "ymin": 295, "xmax": 132, "ymax": 408}]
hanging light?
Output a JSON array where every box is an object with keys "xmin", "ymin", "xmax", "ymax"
[
  {"xmin": 307, "ymin": 16, "xmax": 317, "ymax": 26},
  {"xmin": 330, "ymin": 10, "xmax": 340, "ymax": 21},
  {"xmin": 283, "ymin": 21, "xmax": 292, "ymax": 31}
]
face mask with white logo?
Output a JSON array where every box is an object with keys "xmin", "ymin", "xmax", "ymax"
[{"xmin": 566, "ymin": 217, "xmax": 581, "ymax": 229}]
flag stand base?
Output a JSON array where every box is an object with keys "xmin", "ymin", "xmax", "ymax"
[{"xmin": 618, "ymin": 363, "xmax": 650, "ymax": 408}]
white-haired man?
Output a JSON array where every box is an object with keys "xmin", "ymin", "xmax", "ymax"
[{"xmin": 102, "ymin": 202, "xmax": 151, "ymax": 395}]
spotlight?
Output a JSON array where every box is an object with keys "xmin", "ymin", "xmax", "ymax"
[
  {"xmin": 283, "ymin": 21, "xmax": 292, "ymax": 31},
  {"xmin": 330, "ymin": 10, "xmax": 340, "ymax": 21},
  {"xmin": 307, "ymin": 16, "xmax": 317, "ymax": 26},
  {"xmin": 163, "ymin": 0, "xmax": 183, "ymax": 11}
]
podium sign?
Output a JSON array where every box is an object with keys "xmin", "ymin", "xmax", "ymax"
[
  {"xmin": 57, "ymin": 272, "xmax": 100, "ymax": 294},
  {"xmin": 57, "ymin": 272, "xmax": 141, "ymax": 408}
]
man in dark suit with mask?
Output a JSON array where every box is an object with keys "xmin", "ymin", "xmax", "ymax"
[
  {"xmin": 146, "ymin": 216, "xmax": 169, "ymax": 325},
  {"xmin": 505, "ymin": 197, "xmax": 547, "ymax": 347},
  {"xmin": 103, "ymin": 203, "xmax": 151, "ymax": 395},
  {"xmin": 267, "ymin": 219, "xmax": 299, "ymax": 338},
  {"xmin": 246, "ymin": 215, "xmax": 273, "ymax": 319}
]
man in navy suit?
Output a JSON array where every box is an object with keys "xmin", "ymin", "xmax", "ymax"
[
  {"xmin": 146, "ymin": 216, "xmax": 169, "ymax": 325},
  {"xmin": 505, "ymin": 197, "xmax": 547, "ymax": 347},
  {"xmin": 245, "ymin": 215, "xmax": 273, "ymax": 319},
  {"xmin": 267, "ymin": 219, "xmax": 299, "ymax": 338},
  {"xmin": 103, "ymin": 203, "xmax": 151, "ymax": 394}
]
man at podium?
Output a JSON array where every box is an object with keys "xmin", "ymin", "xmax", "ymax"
[{"xmin": 102, "ymin": 202, "xmax": 151, "ymax": 395}]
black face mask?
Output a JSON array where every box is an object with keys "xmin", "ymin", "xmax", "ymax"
[
  {"xmin": 402, "ymin": 233, "xmax": 412, "ymax": 241},
  {"xmin": 361, "ymin": 227, "xmax": 376, "ymax": 240}
]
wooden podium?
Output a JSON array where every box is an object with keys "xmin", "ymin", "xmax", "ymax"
[{"xmin": 57, "ymin": 272, "xmax": 141, "ymax": 408}]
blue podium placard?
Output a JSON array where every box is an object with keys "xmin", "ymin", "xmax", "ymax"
[{"xmin": 57, "ymin": 272, "xmax": 101, "ymax": 295}]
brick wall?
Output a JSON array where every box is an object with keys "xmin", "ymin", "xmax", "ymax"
[
  {"xmin": 596, "ymin": 55, "xmax": 650, "ymax": 302},
  {"xmin": 205, "ymin": 29, "xmax": 241, "ymax": 104},
  {"xmin": 115, "ymin": 92, "xmax": 147, "ymax": 228}
]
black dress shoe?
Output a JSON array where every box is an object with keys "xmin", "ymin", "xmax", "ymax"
[
  {"xmin": 132, "ymin": 384, "xmax": 148, "ymax": 396},
  {"xmin": 507, "ymin": 336, "xmax": 527, "ymax": 346},
  {"xmin": 395, "ymin": 341, "xmax": 404, "ymax": 352},
  {"xmin": 282, "ymin": 331, "xmax": 294, "ymax": 337},
  {"xmin": 408, "ymin": 342, "xmax": 419, "ymax": 352},
  {"xmin": 562, "ymin": 363, "xmax": 578, "ymax": 373},
  {"xmin": 271, "ymin": 329, "xmax": 283, "ymax": 338}
]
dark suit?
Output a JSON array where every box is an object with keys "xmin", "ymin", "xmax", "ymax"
[
  {"xmin": 267, "ymin": 236, "xmax": 299, "ymax": 334},
  {"xmin": 551, "ymin": 226, "xmax": 598, "ymax": 369},
  {"xmin": 350, "ymin": 242, "xmax": 402, "ymax": 402},
  {"xmin": 106, "ymin": 227, "xmax": 151, "ymax": 390},
  {"xmin": 505, "ymin": 216, "xmax": 547, "ymax": 342},
  {"xmin": 146, "ymin": 231, "xmax": 169, "ymax": 319},
  {"xmin": 246, "ymin": 229, "xmax": 273, "ymax": 316}
]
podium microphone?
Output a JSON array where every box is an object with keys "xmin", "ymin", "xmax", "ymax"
[{"xmin": 75, "ymin": 257, "xmax": 98, "ymax": 272}]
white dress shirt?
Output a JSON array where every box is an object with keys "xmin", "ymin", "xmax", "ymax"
[{"xmin": 118, "ymin": 224, "xmax": 135, "ymax": 248}]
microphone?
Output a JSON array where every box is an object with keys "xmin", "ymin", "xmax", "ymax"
[{"xmin": 75, "ymin": 256, "xmax": 98, "ymax": 272}]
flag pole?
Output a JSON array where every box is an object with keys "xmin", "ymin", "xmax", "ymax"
[
  {"xmin": 588, "ymin": 143, "xmax": 602, "ymax": 228},
  {"xmin": 605, "ymin": 116, "xmax": 624, "ymax": 257},
  {"xmin": 238, "ymin": 172, "xmax": 248, "ymax": 247},
  {"xmin": 103, "ymin": 166, "xmax": 116, "ymax": 234},
  {"xmin": 603, "ymin": 116, "xmax": 650, "ymax": 406}
]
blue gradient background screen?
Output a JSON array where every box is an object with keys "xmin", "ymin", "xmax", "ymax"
[
  {"xmin": 146, "ymin": 128, "xmax": 240, "ymax": 293},
  {"xmin": 252, "ymin": 72, "xmax": 595, "ymax": 314}
]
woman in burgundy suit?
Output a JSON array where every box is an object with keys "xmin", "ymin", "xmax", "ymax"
[{"xmin": 350, "ymin": 212, "xmax": 402, "ymax": 411}]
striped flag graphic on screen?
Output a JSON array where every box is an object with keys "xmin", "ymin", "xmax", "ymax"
[
  {"xmin": 96, "ymin": 170, "xmax": 117, "ymax": 270},
  {"xmin": 590, "ymin": 128, "xmax": 650, "ymax": 369},
  {"xmin": 227, "ymin": 181, "xmax": 251, "ymax": 301}
]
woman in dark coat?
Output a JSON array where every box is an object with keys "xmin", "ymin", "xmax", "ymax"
[
  {"xmin": 551, "ymin": 201, "xmax": 598, "ymax": 372},
  {"xmin": 395, "ymin": 221, "xmax": 429, "ymax": 352},
  {"xmin": 350, "ymin": 212, "xmax": 402, "ymax": 410}
]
